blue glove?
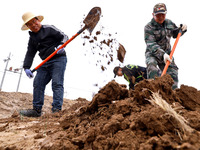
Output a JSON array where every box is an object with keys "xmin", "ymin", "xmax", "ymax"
[
  {"xmin": 25, "ymin": 69, "xmax": 34, "ymax": 78},
  {"xmin": 56, "ymin": 44, "xmax": 65, "ymax": 54}
]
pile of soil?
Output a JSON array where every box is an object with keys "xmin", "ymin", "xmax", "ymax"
[{"xmin": 0, "ymin": 74, "xmax": 200, "ymax": 149}]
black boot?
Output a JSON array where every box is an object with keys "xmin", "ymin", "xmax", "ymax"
[
  {"xmin": 52, "ymin": 108, "xmax": 61, "ymax": 113},
  {"xmin": 20, "ymin": 108, "xmax": 41, "ymax": 117}
]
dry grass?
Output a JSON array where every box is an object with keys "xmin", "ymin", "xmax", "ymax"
[{"xmin": 148, "ymin": 91, "xmax": 193, "ymax": 134}]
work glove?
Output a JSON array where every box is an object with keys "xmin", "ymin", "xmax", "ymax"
[
  {"xmin": 163, "ymin": 53, "xmax": 172, "ymax": 64},
  {"xmin": 55, "ymin": 44, "xmax": 65, "ymax": 54},
  {"xmin": 179, "ymin": 24, "xmax": 187, "ymax": 32},
  {"xmin": 24, "ymin": 69, "xmax": 34, "ymax": 78}
]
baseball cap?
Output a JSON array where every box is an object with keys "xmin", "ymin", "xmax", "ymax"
[
  {"xmin": 153, "ymin": 3, "xmax": 167, "ymax": 15},
  {"xmin": 113, "ymin": 67, "xmax": 120, "ymax": 78}
]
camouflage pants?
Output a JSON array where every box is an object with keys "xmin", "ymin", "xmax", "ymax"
[{"xmin": 145, "ymin": 52, "xmax": 178, "ymax": 89}]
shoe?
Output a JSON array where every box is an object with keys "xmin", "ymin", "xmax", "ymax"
[
  {"xmin": 52, "ymin": 108, "xmax": 61, "ymax": 113},
  {"xmin": 20, "ymin": 109, "xmax": 41, "ymax": 117}
]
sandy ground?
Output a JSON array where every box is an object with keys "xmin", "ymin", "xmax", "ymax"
[
  {"xmin": 0, "ymin": 92, "xmax": 79, "ymax": 119},
  {"xmin": 0, "ymin": 74, "xmax": 200, "ymax": 150},
  {"xmin": 0, "ymin": 93, "xmax": 88, "ymax": 150}
]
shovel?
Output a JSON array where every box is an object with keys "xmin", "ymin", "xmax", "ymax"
[
  {"xmin": 161, "ymin": 29, "xmax": 182, "ymax": 76},
  {"xmin": 31, "ymin": 7, "xmax": 101, "ymax": 73}
]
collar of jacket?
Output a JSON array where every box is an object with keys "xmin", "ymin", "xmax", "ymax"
[{"xmin": 151, "ymin": 18, "xmax": 166, "ymax": 28}]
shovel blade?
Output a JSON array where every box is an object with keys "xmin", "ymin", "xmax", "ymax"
[
  {"xmin": 117, "ymin": 43, "xmax": 126, "ymax": 63},
  {"xmin": 83, "ymin": 7, "xmax": 101, "ymax": 34}
]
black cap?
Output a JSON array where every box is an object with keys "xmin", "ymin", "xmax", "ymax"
[{"xmin": 113, "ymin": 66, "xmax": 120, "ymax": 78}]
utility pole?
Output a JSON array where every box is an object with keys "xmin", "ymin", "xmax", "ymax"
[
  {"xmin": 16, "ymin": 67, "xmax": 23, "ymax": 92},
  {"xmin": 0, "ymin": 53, "xmax": 11, "ymax": 91}
]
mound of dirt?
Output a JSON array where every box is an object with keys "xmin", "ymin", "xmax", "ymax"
[{"xmin": 1, "ymin": 74, "xmax": 200, "ymax": 149}]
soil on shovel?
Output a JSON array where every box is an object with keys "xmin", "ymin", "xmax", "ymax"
[{"xmin": 0, "ymin": 74, "xmax": 200, "ymax": 149}]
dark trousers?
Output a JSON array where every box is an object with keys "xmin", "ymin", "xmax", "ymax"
[{"xmin": 33, "ymin": 56, "xmax": 67, "ymax": 111}]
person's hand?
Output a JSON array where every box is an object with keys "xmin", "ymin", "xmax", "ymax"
[
  {"xmin": 131, "ymin": 76, "xmax": 136, "ymax": 84},
  {"xmin": 55, "ymin": 44, "xmax": 65, "ymax": 54},
  {"xmin": 163, "ymin": 53, "xmax": 172, "ymax": 64},
  {"xmin": 179, "ymin": 24, "xmax": 187, "ymax": 32},
  {"xmin": 25, "ymin": 69, "xmax": 34, "ymax": 78}
]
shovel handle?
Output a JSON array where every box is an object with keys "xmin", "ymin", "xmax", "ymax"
[
  {"xmin": 161, "ymin": 30, "xmax": 182, "ymax": 76},
  {"xmin": 31, "ymin": 26, "xmax": 87, "ymax": 73}
]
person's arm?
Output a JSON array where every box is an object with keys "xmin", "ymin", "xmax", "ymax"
[
  {"xmin": 23, "ymin": 38, "xmax": 37, "ymax": 69},
  {"xmin": 50, "ymin": 25, "xmax": 69, "ymax": 45},
  {"xmin": 172, "ymin": 24, "xmax": 187, "ymax": 38},
  {"xmin": 123, "ymin": 70, "xmax": 135, "ymax": 90},
  {"xmin": 129, "ymin": 76, "xmax": 135, "ymax": 90},
  {"xmin": 50, "ymin": 25, "xmax": 69, "ymax": 54}
]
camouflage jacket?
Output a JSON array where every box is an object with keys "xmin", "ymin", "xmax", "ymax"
[{"xmin": 144, "ymin": 18, "xmax": 180, "ymax": 61}]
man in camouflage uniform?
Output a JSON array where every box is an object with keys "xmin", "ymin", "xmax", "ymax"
[{"xmin": 144, "ymin": 3, "xmax": 187, "ymax": 89}]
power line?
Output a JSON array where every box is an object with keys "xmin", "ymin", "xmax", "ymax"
[
  {"xmin": 16, "ymin": 68, "xmax": 23, "ymax": 92},
  {"xmin": 0, "ymin": 53, "xmax": 11, "ymax": 91},
  {"xmin": 0, "ymin": 53, "xmax": 23, "ymax": 92}
]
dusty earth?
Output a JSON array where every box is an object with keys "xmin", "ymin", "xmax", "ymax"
[{"xmin": 0, "ymin": 74, "xmax": 200, "ymax": 149}]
